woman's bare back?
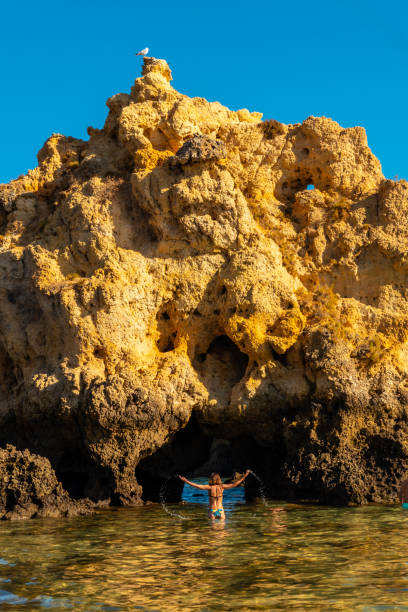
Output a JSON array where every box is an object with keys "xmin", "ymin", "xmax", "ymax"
[{"xmin": 208, "ymin": 485, "xmax": 224, "ymax": 510}]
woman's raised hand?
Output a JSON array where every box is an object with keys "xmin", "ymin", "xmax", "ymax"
[{"xmin": 179, "ymin": 475, "xmax": 187, "ymax": 482}]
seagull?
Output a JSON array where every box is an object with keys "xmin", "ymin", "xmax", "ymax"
[{"xmin": 135, "ymin": 47, "xmax": 149, "ymax": 56}]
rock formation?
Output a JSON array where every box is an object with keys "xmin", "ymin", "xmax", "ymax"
[
  {"xmin": 0, "ymin": 56, "xmax": 408, "ymax": 516},
  {"xmin": 0, "ymin": 445, "xmax": 93, "ymax": 519}
]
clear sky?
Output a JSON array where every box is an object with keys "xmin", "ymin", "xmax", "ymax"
[{"xmin": 1, "ymin": 0, "xmax": 407, "ymax": 183}]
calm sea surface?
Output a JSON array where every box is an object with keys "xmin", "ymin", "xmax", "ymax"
[{"xmin": 1, "ymin": 481, "xmax": 408, "ymax": 610}]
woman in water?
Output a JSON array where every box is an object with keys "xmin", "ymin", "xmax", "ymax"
[{"xmin": 179, "ymin": 470, "xmax": 250, "ymax": 520}]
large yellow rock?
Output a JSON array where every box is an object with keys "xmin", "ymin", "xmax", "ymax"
[{"xmin": 0, "ymin": 57, "xmax": 407, "ymax": 510}]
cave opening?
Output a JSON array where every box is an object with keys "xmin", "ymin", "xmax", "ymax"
[
  {"xmin": 57, "ymin": 470, "xmax": 88, "ymax": 500},
  {"xmin": 55, "ymin": 452, "xmax": 113, "ymax": 502},
  {"xmin": 136, "ymin": 412, "xmax": 279, "ymax": 505},
  {"xmin": 136, "ymin": 414, "xmax": 211, "ymax": 503}
]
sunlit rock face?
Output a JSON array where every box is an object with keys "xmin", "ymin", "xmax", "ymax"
[{"xmin": 0, "ymin": 55, "xmax": 407, "ymax": 516}]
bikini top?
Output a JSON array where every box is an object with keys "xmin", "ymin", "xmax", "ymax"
[{"xmin": 209, "ymin": 485, "xmax": 223, "ymax": 500}]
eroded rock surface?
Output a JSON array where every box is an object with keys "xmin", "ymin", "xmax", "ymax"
[
  {"xmin": 0, "ymin": 56, "xmax": 407, "ymax": 515},
  {"xmin": 0, "ymin": 445, "xmax": 94, "ymax": 519}
]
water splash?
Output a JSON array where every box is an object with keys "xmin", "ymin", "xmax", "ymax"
[
  {"xmin": 248, "ymin": 469, "xmax": 268, "ymax": 507},
  {"xmin": 159, "ymin": 477, "xmax": 188, "ymax": 520}
]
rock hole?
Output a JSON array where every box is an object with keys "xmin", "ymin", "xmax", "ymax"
[
  {"xmin": 193, "ymin": 336, "xmax": 249, "ymax": 387},
  {"xmin": 307, "ymin": 184, "xmax": 315, "ymax": 190},
  {"xmin": 156, "ymin": 305, "xmax": 177, "ymax": 353},
  {"xmin": 7, "ymin": 290, "xmax": 17, "ymax": 304},
  {"xmin": 271, "ymin": 349, "xmax": 288, "ymax": 367},
  {"xmin": 136, "ymin": 413, "xmax": 274, "ymax": 504},
  {"xmin": 160, "ymin": 338, "xmax": 175, "ymax": 353},
  {"xmin": 278, "ymin": 176, "xmax": 315, "ymax": 202}
]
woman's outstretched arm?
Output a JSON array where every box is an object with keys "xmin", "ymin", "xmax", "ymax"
[
  {"xmin": 222, "ymin": 469, "xmax": 250, "ymax": 489},
  {"xmin": 179, "ymin": 476, "xmax": 210, "ymax": 490}
]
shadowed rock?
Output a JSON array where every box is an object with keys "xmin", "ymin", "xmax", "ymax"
[
  {"xmin": 0, "ymin": 446, "xmax": 95, "ymax": 520},
  {"xmin": 170, "ymin": 135, "xmax": 227, "ymax": 166}
]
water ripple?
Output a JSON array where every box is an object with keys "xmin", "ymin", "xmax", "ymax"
[{"xmin": 0, "ymin": 497, "xmax": 408, "ymax": 609}]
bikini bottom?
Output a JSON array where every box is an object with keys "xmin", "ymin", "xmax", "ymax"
[{"xmin": 211, "ymin": 508, "xmax": 225, "ymax": 518}]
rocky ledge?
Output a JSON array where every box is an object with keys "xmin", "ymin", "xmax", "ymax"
[{"xmin": 0, "ymin": 56, "xmax": 407, "ymax": 517}]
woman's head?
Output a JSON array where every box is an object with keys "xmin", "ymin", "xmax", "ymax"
[{"xmin": 209, "ymin": 472, "xmax": 222, "ymax": 485}]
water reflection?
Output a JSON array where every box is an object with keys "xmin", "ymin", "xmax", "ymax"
[
  {"xmin": 264, "ymin": 506, "xmax": 287, "ymax": 534},
  {"xmin": 0, "ymin": 501, "xmax": 408, "ymax": 609}
]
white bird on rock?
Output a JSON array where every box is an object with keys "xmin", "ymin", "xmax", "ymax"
[{"xmin": 135, "ymin": 47, "xmax": 149, "ymax": 56}]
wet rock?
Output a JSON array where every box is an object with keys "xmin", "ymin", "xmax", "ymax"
[{"xmin": 0, "ymin": 446, "xmax": 95, "ymax": 520}]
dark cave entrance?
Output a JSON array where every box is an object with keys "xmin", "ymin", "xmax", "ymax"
[
  {"xmin": 136, "ymin": 413, "xmax": 280, "ymax": 504},
  {"xmin": 56, "ymin": 469, "xmax": 88, "ymax": 500},
  {"xmin": 54, "ymin": 451, "xmax": 114, "ymax": 502},
  {"xmin": 136, "ymin": 414, "xmax": 211, "ymax": 503}
]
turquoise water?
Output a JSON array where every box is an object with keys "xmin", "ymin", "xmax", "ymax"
[{"xmin": 1, "ymin": 483, "xmax": 408, "ymax": 610}]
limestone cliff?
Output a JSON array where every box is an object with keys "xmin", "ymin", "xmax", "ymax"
[{"xmin": 0, "ymin": 57, "xmax": 407, "ymax": 517}]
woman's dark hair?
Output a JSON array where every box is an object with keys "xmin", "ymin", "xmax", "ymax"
[{"xmin": 209, "ymin": 472, "xmax": 222, "ymax": 485}]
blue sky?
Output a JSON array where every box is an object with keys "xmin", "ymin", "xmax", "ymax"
[{"xmin": 1, "ymin": 0, "xmax": 407, "ymax": 183}]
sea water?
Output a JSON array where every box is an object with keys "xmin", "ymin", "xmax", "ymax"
[{"xmin": 1, "ymin": 481, "xmax": 408, "ymax": 610}]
